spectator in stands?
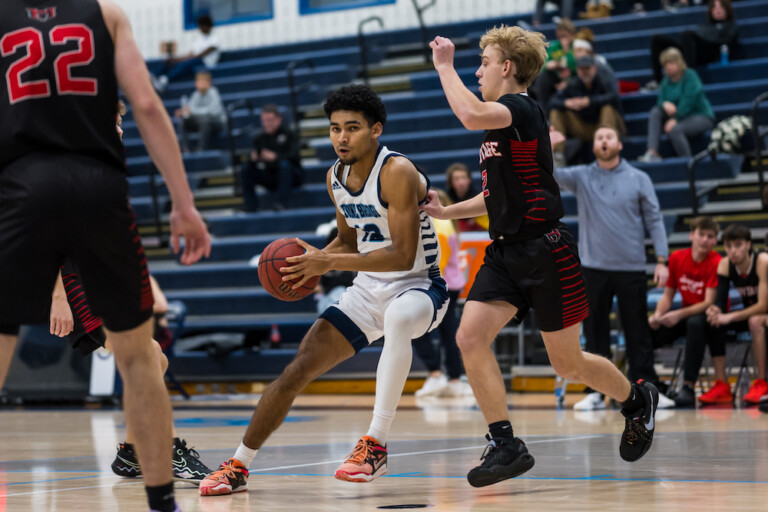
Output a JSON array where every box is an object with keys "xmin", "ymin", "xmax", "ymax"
[
  {"xmin": 579, "ymin": 0, "xmax": 612, "ymax": 19},
  {"xmin": 174, "ymin": 70, "xmax": 225, "ymax": 152},
  {"xmin": 705, "ymin": 224, "xmax": 768, "ymax": 404},
  {"xmin": 532, "ymin": 0, "xmax": 574, "ymax": 26},
  {"xmin": 572, "ymin": 28, "xmax": 617, "ymax": 93},
  {"xmin": 646, "ymin": 0, "xmax": 738, "ymax": 89},
  {"xmin": 445, "ymin": 163, "xmax": 488, "ymax": 232},
  {"xmin": 553, "ymin": 126, "xmax": 675, "ymax": 410},
  {"xmin": 648, "ymin": 216, "xmax": 721, "ymax": 408},
  {"xmin": 639, "ymin": 48, "xmax": 715, "ymax": 162},
  {"xmin": 155, "ymin": 14, "xmax": 221, "ymax": 92},
  {"xmin": 240, "ymin": 105, "xmax": 303, "ymax": 211},
  {"xmin": 549, "ymin": 55, "xmax": 625, "ymax": 167},
  {"xmin": 532, "ymin": 18, "xmax": 576, "ymax": 112},
  {"xmin": 413, "ymin": 190, "xmax": 470, "ymax": 399}
]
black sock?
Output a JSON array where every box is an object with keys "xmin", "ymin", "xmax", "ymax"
[
  {"xmin": 621, "ymin": 383, "xmax": 645, "ymax": 414},
  {"xmin": 123, "ymin": 442, "xmax": 134, "ymax": 451},
  {"xmin": 488, "ymin": 420, "xmax": 514, "ymax": 442},
  {"xmin": 146, "ymin": 482, "xmax": 175, "ymax": 512}
]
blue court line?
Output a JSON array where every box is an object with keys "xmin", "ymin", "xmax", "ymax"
[{"xmin": 0, "ymin": 475, "xmax": 98, "ymax": 487}]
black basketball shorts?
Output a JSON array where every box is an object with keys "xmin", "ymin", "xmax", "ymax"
[
  {"xmin": 467, "ymin": 224, "xmax": 589, "ymax": 332},
  {"xmin": 0, "ymin": 153, "xmax": 153, "ymax": 332}
]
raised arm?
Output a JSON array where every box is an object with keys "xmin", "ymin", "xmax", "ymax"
[{"xmin": 430, "ymin": 37, "xmax": 512, "ymax": 131}]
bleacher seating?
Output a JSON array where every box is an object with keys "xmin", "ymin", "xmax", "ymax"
[{"xmin": 120, "ymin": 1, "xmax": 768, "ymax": 379}]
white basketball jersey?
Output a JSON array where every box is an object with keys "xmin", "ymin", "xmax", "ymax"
[{"xmin": 330, "ymin": 145, "xmax": 440, "ymax": 281}]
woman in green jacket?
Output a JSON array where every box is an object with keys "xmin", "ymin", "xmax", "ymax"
[{"xmin": 639, "ymin": 47, "xmax": 715, "ymax": 162}]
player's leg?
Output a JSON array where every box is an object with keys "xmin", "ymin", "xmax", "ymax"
[
  {"xmin": 457, "ymin": 300, "xmax": 537, "ymax": 487},
  {"xmin": 335, "ymin": 290, "xmax": 438, "ymax": 482},
  {"xmin": 200, "ymin": 318, "xmax": 355, "ymax": 496},
  {"xmin": 0, "ymin": 326, "xmax": 19, "ymax": 396},
  {"xmin": 541, "ymin": 324, "xmax": 658, "ymax": 462},
  {"xmin": 745, "ymin": 315, "xmax": 768, "ymax": 403}
]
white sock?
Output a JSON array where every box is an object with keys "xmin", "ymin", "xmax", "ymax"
[
  {"xmin": 233, "ymin": 442, "xmax": 258, "ymax": 468},
  {"xmin": 367, "ymin": 291, "xmax": 435, "ymax": 445},
  {"xmin": 367, "ymin": 407, "xmax": 396, "ymax": 444}
]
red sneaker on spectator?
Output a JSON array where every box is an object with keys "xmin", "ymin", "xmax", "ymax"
[
  {"xmin": 698, "ymin": 380, "xmax": 733, "ymax": 404},
  {"xmin": 743, "ymin": 379, "xmax": 768, "ymax": 404}
]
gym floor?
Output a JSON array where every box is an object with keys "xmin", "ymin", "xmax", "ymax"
[{"xmin": 1, "ymin": 394, "xmax": 766, "ymax": 511}]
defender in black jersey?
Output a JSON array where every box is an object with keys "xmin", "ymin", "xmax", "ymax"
[
  {"xmin": 705, "ymin": 224, "xmax": 768, "ymax": 404},
  {"xmin": 424, "ymin": 26, "xmax": 658, "ymax": 486},
  {"xmin": 0, "ymin": 1, "xmax": 210, "ymax": 510}
]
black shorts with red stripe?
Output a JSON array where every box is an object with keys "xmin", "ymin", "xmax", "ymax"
[
  {"xmin": 61, "ymin": 260, "xmax": 107, "ymax": 356},
  {"xmin": 466, "ymin": 224, "xmax": 589, "ymax": 332},
  {"xmin": 0, "ymin": 152, "xmax": 153, "ymax": 332}
]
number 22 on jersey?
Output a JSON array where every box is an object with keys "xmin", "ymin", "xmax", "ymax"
[{"xmin": 1, "ymin": 24, "xmax": 97, "ymax": 104}]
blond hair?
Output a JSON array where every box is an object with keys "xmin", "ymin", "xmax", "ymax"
[
  {"xmin": 480, "ymin": 25, "xmax": 548, "ymax": 88},
  {"xmin": 117, "ymin": 100, "xmax": 127, "ymax": 116},
  {"xmin": 660, "ymin": 47, "xmax": 687, "ymax": 71}
]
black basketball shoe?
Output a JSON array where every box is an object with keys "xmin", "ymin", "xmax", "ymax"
[
  {"xmin": 619, "ymin": 380, "xmax": 659, "ymax": 462},
  {"xmin": 172, "ymin": 438, "xmax": 212, "ymax": 483},
  {"xmin": 111, "ymin": 443, "xmax": 141, "ymax": 478},
  {"xmin": 466, "ymin": 434, "xmax": 535, "ymax": 487}
]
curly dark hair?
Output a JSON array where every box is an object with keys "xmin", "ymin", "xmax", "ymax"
[{"xmin": 323, "ymin": 84, "xmax": 387, "ymax": 126}]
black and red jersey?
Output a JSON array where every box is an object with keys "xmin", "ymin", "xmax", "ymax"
[
  {"xmin": 480, "ymin": 93, "xmax": 564, "ymax": 242},
  {"xmin": 729, "ymin": 251, "xmax": 761, "ymax": 309},
  {"xmin": 0, "ymin": 0, "xmax": 123, "ymax": 171}
]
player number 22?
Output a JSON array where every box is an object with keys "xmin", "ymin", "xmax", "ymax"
[{"xmin": 1, "ymin": 24, "xmax": 97, "ymax": 105}]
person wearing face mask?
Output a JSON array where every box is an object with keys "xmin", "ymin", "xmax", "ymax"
[{"xmin": 551, "ymin": 126, "xmax": 675, "ymax": 411}]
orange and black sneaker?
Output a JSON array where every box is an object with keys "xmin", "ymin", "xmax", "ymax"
[
  {"xmin": 199, "ymin": 458, "xmax": 249, "ymax": 496},
  {"xmin": 334, "ymin": 436, "xmax": 387, "ymax": 482},
  {"xmin": 698, "ymin": 380, "xmax": 733, "ymax": 404}
]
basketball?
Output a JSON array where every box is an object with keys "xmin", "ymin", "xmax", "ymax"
[{"xmin": 258, "ymin": 238, "xmax": 320, "ymax": 301}]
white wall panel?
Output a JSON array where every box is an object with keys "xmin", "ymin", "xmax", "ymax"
[{"xmin": 114, "ymin": 0, "xmax": 536, "ymax": 59}]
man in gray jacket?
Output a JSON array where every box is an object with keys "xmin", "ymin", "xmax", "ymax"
[
  {"xmin": 554, "ymin": 126, "xmax": 674, "ymax": 410},
  {"xmin": 174, "ymin": 70, "xmax": 226, "ymax": 152}
]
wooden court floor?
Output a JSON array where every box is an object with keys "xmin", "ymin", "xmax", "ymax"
[{"xmin": 1, "ymin": 393, "xmax": 767, "ymax": 511}]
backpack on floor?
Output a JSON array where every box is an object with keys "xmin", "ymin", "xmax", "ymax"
[{"xmin": 708, "ymin": 115, "xmax": 754, "ymax": 156}]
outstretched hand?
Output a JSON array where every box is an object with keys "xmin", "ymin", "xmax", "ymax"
[
  {"xmin": 419, "ymin": 189, "xmax": 446, "ymax": 219},
  {"xmin": 281, "ymin": 238, "xmax": 331, "ymax": 289}
]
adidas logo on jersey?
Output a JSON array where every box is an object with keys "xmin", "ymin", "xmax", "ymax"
[{"xmin": 332, "ymin": 182, "xmax": 342, "ymax": 190}]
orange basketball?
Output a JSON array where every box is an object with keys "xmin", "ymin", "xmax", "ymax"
[{"xmin": 257, "ymin": 238, "xmax": 321, "ymax": 301}]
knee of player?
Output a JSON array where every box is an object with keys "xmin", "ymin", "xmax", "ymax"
[
  {"xmin": 455, "ymin": 328, "xmax": 485, "ymax": 354},
  {"xmin": 748, "ymin": 315, "xmax": 764, "ymax": 332},
  {"xmin": 153, "ymin": 341, "xmax": 169, "ymax": 373}
]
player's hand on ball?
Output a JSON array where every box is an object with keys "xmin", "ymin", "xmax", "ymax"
[
  {"xmin": 281, "ymin": 239, "xmax": 330, "ymax": 289},
  {"xmin": 430, "ymin": 36, "xmax": 455, "ymax": 70}
]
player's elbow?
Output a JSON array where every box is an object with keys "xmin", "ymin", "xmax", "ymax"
[
  {"xmin": 458, "ymin": 110, "xmax": 484, "ymax": 131},
  {"xmin": 132, "ymin": 94, "xmax": 164, "ymax": 121},
  {"xmin": 391, "ymin": 248, "xmax": 416, "ymax": 271}
]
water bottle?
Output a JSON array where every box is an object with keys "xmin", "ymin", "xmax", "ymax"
[
  {"xmin": 270, "ymin": 323, "xmax": 281, "ymax": 348},
  {"xmin": 180, "ymin": 94, "xmax": 190, "ymax": 118},
  {"xmin": 720, "ymin": 44, "xmax": 729, "ymax": 66},
  {"xmin": 554, "ymin": 375, "xmax": 566, "ymax": 409}
]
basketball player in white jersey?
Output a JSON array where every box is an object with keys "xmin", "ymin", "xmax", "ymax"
[{"xmin": 200, "ymin": 84, "xmax": 449, "ymax": 496}]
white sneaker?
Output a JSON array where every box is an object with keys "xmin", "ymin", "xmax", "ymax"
[
  {"xmin": 657, "ymin": 391, "xmax": 676, "ymax": 409},
  {"xmin": 573, "ymin": 392, "xmax": 606, "ymax": 411},
  {"xmin": 638, "ymin": 150, "xmax": 662, "ymax": 163},
  {"xmin": 440, "ymin": 380, "xmax": 473, "ymax": 398},
  {"xmin": 415, "ymin": 375, "xmax": 448, "ymax": 397}
]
